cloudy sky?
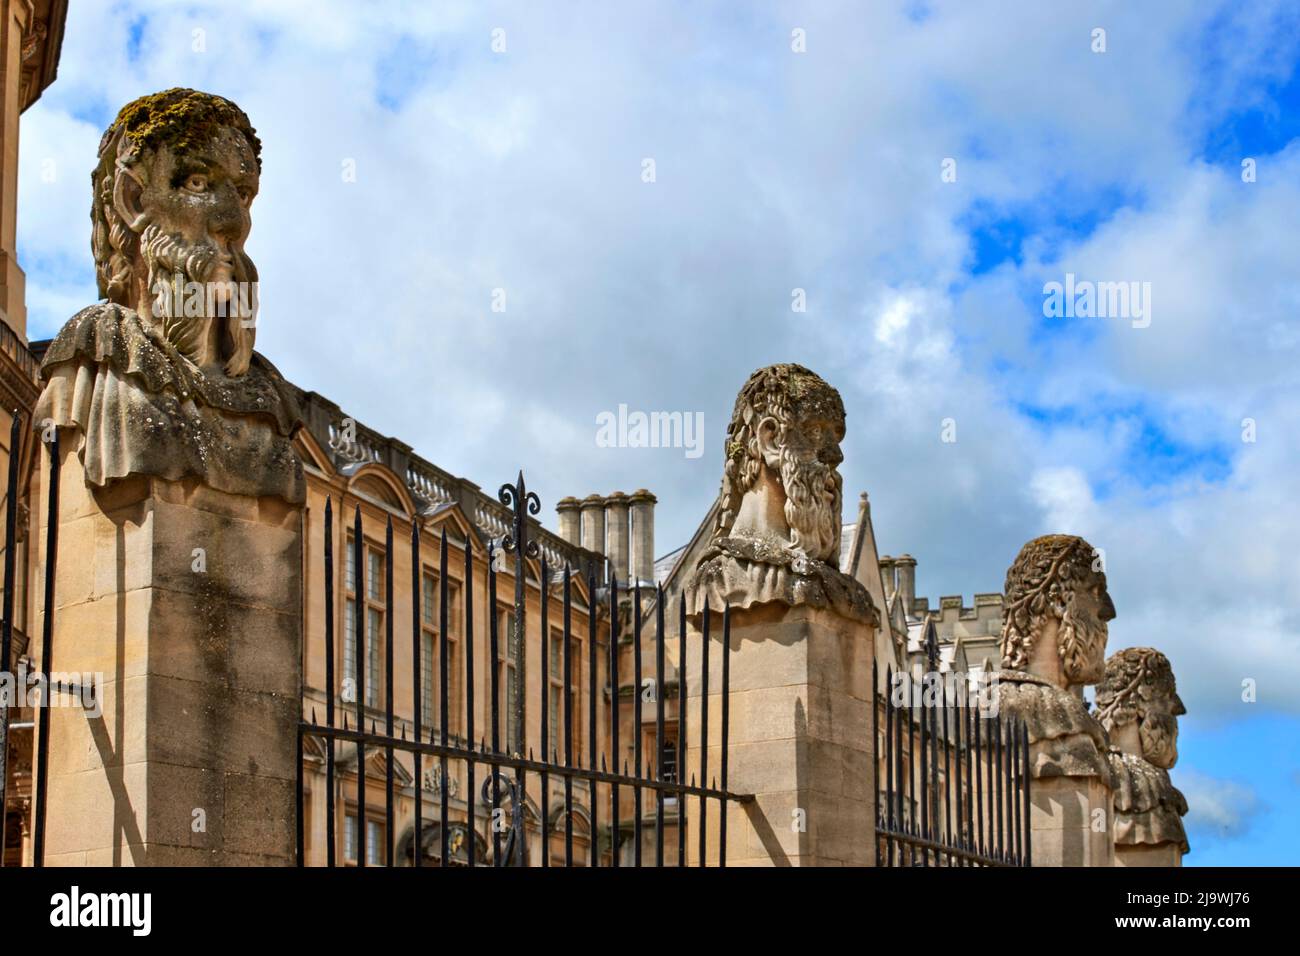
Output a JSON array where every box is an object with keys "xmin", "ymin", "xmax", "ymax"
[{"xmin": 19, "ymin": 1, "xmax": 1300, "ymax": 864}]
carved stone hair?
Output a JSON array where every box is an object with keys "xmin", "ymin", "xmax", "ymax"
[
  {"xmin": 1095, "ymin": 647, "xmax": 1184, "ymax": 732},
  {"xmin": 999, "ymin": 534, "xmax": 1104, "ymax": 673},
  {"xmin": 715, "ymin": 363, "xmax": 845, "ymax": 538},
  {"xmin": 91, "ymin": 88, "xmax": 261, "ymax": 304}
]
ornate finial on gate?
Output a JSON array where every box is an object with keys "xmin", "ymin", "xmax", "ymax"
[{"xmin": 498, "ymin": 470, "xmax": 541, "ymax": 558}]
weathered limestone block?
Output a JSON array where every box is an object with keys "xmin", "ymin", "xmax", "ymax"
[
  {"xmin": 684, "ymin": 604, "xmax": 876, "ymax": 866},
  {"xmin": 38, "ymin": 445, "xmax": 301, "ymax": 865},
  {"xmin": 1026, "ymin": 776, "xmax": 1116, "ymax": 867}
]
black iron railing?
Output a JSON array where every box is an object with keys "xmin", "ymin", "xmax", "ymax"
[
  {"xmin": 298, "ymin": 471, "xmax": 747, "ymax": 867},
  {"xmin": 872, "ymin": 627, "xmax": 1032, "ymax": 867}
]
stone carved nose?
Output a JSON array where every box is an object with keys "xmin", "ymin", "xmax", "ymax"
[{"xmin": 207, "ymin": 182, "xmax": 245, "ymax": 241}]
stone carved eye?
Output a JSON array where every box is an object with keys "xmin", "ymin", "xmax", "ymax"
[{"xmin": 183, "ymin": 173, "xmax": 209, "ymax": 193}]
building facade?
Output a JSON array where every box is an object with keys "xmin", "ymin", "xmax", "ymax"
[{"xmin": 0, "ymin": 0, "xmax": 65, "ymax": 868}]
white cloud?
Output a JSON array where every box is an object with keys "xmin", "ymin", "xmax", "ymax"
[
  {"xmin": 1029, "ymin": 467, "xmax": 1097, "ymax": 532},
  {"xmin": 1180, "ymin": 768, "xmax": 1263, "ymax": 841}
]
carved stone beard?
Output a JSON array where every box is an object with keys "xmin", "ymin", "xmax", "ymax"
[
  {"xmin": 1059, "ymin": 603, "xmax": 1108, "ymax": 686},
  {"xmin": 141, "ymin": 221, "xmax": 257, "ymax": 366},
  {"xmin": 779, "ymin": 442, "xmax": 842, "ymax": 562},
  {"xmin": 1139, "ymin": 712, "xmax": 1178, "ymax": 769}
]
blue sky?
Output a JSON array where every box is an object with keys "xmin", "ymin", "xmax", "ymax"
[{"xmin": 17, "ymin": 1, "xmax": 1300, "ymax": 864}]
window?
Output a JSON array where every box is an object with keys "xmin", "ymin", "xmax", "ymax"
[
  {"xmin": 497, "ymin": 607, "xmax": 520, "ymax": 754},
  {"xmin": 647, "ymin": 728, "xmax": 679, "ymax": 793},
  {"xmin": 548, "ymin": 629, "xmax": 580, "ymax": 761},
  {"xmin": 548, "ymin": 631, "xmax": 561, "ymax": 760},
  {"xmin": 421, "ymin": 631, "xmax": 435, "ymax": 722},
  {"xmin": 421, "ymin": 571, "xmax": 460, "ymax": 735},
  {"xmin": 367, "ymin": 820, "xmax": 382, "ymax": 865},
  {"xmin": 422, "ymin": 572, "xmax": 437, "ymax": 627},
  {"xmin": 368, "ymin": 551, "xmax": 381, "ymax": 601},
  {"xmin": 345, "ymin": 814, "xmax": 384, "ymax": 865},
  {"xmin": 662, "ymin": 739, "xmax": 678, "ymax": 784},
  {"xmin": 343, "ymin": 534, "xmax": 385, "ymax": 708}
]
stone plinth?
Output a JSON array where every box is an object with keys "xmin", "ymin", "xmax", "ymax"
[
  {"xmin": 36, "ymin": 439, "xmax": 302, "ymax": 865},
  {"xmin": 1028, "ymin": 776, "xmax": 1115, "ymax": 868},
  {"xmin": 684, "ymin": 603, "xmax": 876, "ymax": 866},
  {"xmin": 1115, "ymin": 843, "xmax": 1182, "ymax": 867}
]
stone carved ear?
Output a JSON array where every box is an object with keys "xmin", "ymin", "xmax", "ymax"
[
  {"xmin": 112, "ymin": 163, "xmax": 149, "ymax": 232},
  {"xmin": 755, "ymin": 416, "xmax": 782, "ymax": 471}
]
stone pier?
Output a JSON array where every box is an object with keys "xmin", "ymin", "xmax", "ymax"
[
  {"xmin": 684, "ymin": 603, "xmax": 876, "ymax": 866},
  {"xmin": 36, "ymin": 443, "xmax": 302, "ymax": 865}
]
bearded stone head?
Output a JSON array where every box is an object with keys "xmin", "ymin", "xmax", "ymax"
[
  {"xmin": 1096, "ymin": 647, "xmax": 1185, "ymax": 769},
  {"xmin": 716, "ymin": 363, "xmax": 846, "ymax": 563},
  {"xmin": 92, "ymin": 88, "xmax": 261, "ymax": 376},
  {"xmin": 1000, "ymin": 534, "xmax": 1115, "ymax": 687}
]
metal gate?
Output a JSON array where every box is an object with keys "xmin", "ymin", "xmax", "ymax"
[
  {"xmin": 296, "ymin": 471, "xmax": 749, "ymax": 866},
  {"xmin": 872, "ymin": 625, "xmax": 1032, "ymax": 866}
]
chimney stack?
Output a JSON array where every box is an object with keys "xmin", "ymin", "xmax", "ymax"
[
  {"xmin": 580, "ymin": 494, "xmax": 606, "ymax": 556},
  {"xmin": 879, "ymin": 555, "xmax": 896, "ymax": 602},
  {"xmin": 629, "ymin": 489, "xmax": 657, "ymax": 585},
  {"xmin": 605, "ymin": 491, "xmax": 631, "ymax": 583},
  {"xmin": 894, "ymin": 554, "xmax": 917, "ymax": 618},
  {"xmin": 556, "ymin": 496, "xmax": 581, "ymax": 546}
]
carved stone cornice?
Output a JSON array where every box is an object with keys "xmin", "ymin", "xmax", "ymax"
[
  {"xmin": 18, "ymin": 1, "xmax": 68, "ymax": 113},
  {"xmin": 0, "ymin": 342, "xmax": 40, "ymax": 414}
]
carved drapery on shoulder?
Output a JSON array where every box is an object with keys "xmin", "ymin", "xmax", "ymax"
[
  {"xmin": 1108, "ymin": 748, "xmax": 1190, "ymax": 852},
  {"xmin": 37, "ymin": 304, "xmax": 304, "ymax": 503},
  {"xmin": 687, "ymin": 532, "xmax": 876, "ymax": 623},
  {"xmin": 994, "ymin": 670, "xmax": 1112, "ymax": 781}
]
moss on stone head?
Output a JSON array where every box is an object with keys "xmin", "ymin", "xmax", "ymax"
[{"xmin": 107, "ymin": 88, "xmax": 261, "ymax": 169}]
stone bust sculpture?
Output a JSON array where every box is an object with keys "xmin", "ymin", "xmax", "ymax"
[
  {"xmin": 1097, "ymin": 647, "xmax": 1190, "ymax": 861},
  {"xmin": 686, "ymin": 364, "xmax": 874, "ymax": 623},
  {"xmin": 35, "ymin": 88, "xmax": 304, "ymax": 503},
  {"xmin": 994, "ymin": 534, "xmax": 1114, "ymax": 780}
]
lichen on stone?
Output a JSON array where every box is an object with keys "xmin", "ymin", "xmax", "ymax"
[{"xmin": 107, "ymin": 87, "xmax": 261, "ymax": 168}]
